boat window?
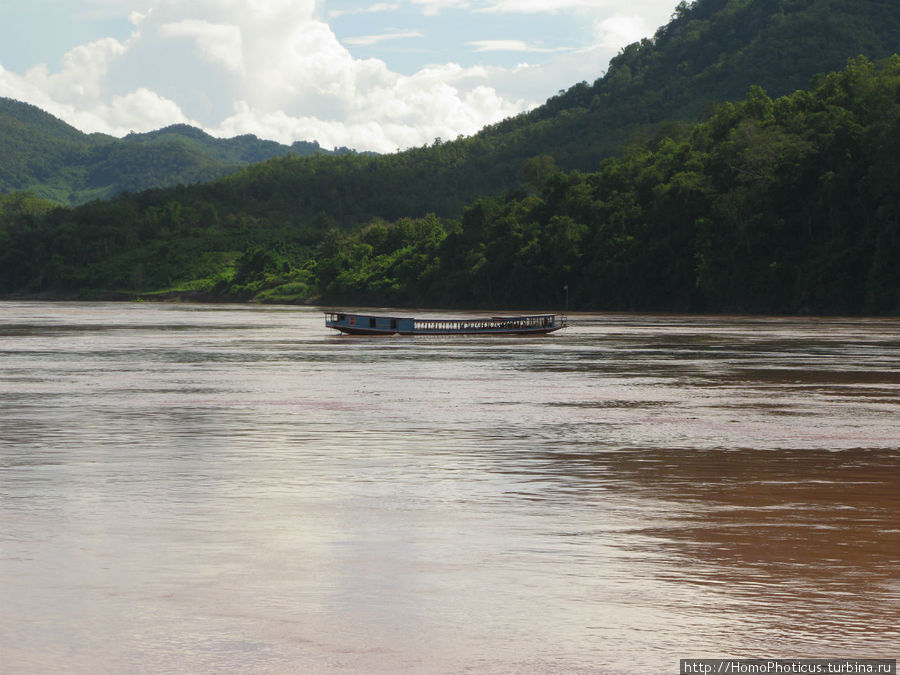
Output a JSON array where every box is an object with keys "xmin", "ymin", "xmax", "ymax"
[
  {"xmin": 370, "ymin": 317, "xmax": 376, "ymax": 328},
  {"xmin": 390, "ymin": 319, "xmax": 397, "ymax": 330}
]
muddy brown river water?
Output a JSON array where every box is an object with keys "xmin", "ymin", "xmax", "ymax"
[{"xmin": 1, "ymin": 302, "xmax": 897, "ymax": 672}]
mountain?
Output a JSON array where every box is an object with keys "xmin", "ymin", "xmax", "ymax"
[
  {"xmin": 4, "ymin": 0, "xmax": 898, "ymax": 212},
  {"xmin": 0, "ymin": 99, "xmax": 355, "ymax": 204},
  {"xmin": 1, "ymin": 0, "xmax": 899, "ymax": 313},
  {"xmin": 125, "ymin": 124, "xmax": 331, "ymax": 164},
  {"xmin": 499, "ymin": 0, "xmax": 900, "ymax": 169},
  {"xmin": 135, "ymin": 0, "xmax": 900, "ymax": 229}
]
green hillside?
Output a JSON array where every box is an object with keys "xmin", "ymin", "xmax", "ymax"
[
  {"xmin": 113, "ymin": 0, "xmax": 900, "ymax": 230},
  {"xmin": 3, "ymin": 0, "xmax": 897, "ymax": 213},
  {"xmin": 226, "ymin": 56, "xmax": 899, "ymax": 315},
  {"xmin": 0, "ymin": 100, "xmax": 353, "ymax": 204},
  {"xmin": 0, "ymin": 98, "xmax": 96, "ymax": 202},
  {"xmin": 504, "ymin": 0, "xmax": 900, "ymax": 169},
  {"xmin": 1, "ymin": 0, "xmax": 899, "ymax": 315},
  {"xmin": 125, "ymin": 125, "xmax": 333, "ymax": 164}
]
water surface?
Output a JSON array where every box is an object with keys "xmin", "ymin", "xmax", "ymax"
[{"xmin": 1, "ymin": 302, "xmax": 898, "ymax": 673}]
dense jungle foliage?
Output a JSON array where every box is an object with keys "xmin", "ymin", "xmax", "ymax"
[
  {"xmin": 2, "ymin": 56, "xmax": 899, "ymax": 314},
  {"xmin": 313, "ymin": 56, "xmax": 900, "ymax": 315},
  {"xmin": 3, "ymin": 0, "xmax": 899, "ymax": 214}
]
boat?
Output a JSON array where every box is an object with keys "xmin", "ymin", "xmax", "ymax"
[{"xmin": 325, "ymin": 311, "xmax": 566, "ymax": 336}]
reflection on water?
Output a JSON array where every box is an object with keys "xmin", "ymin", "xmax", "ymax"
[{"xmin": 0, "ymin": 302, "xmax": 898, "ymax": 673}]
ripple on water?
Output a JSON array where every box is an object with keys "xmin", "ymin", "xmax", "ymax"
[{"xmin": 1, "ymin": 303, "xmax": 898, "ymax": 672}]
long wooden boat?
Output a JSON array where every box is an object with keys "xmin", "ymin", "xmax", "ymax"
[{"xmin": 325, "ymin": 311, "xmax": 566, "ymax": 336}]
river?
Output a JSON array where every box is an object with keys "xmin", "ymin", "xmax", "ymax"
[{"xmin": 1, "ymin": 302, "xmax": 898, "ymax": 673}]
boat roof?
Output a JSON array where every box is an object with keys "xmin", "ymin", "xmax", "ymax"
[{"xmin": 325, "ymin": 311, "xmax": 556, "ymax": 319}]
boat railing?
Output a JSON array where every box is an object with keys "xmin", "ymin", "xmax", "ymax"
[
  {"xmin": 325, "ymin": 311, "xmax": 566, "ymax": 334},
  {"xmin": 412, "ymin": 314, "xmax": 558, "ymax": 332}
]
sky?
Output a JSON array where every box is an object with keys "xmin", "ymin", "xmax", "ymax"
[{"xmin": 0, "ymin": 0, "xmax": 677, "ymax": 153}]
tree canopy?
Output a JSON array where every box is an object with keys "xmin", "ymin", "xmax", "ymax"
[
  {"xmin": 3, "ymin": 0, "xmax": 898, "ymax": 212},
  {"xmin": 2, "ymin": 56, "xmax": 898, "ymax": 315}
]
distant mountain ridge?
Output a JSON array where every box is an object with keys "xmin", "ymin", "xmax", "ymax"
[
  {"xmin": 0, "ymin": 98, "xmax": 359, "ymax": 205},
  {"xmin": 2, "ymin": 0, "xmax": 899, "ymax": 313},
  {"xmin": 3, "ymin": 0, "xmax": 899, "ymax": 209},
  {"xmin": 124, "ymin": 124, "xmax": 336, "ymax": 164},
  {"xmin": 173, "ymin": 0, "xmax": 900, "ymax": 229}
]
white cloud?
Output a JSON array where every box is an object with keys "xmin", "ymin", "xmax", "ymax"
[
  {"xmin": 594, "ymin": 15, "xmax": 650, "ymax": 49},
  {"xmin": 468, "ymin": 39, "xmax": 566, "ymax": 53},
  {"xmin": 103, "ymin": 87, "xmax": 195, "ymax": 131},
  {"xmin": 410, "ymin": 0, "xmax": 472, "ymax": 16},
  {"xmin": 28, "ymin": 37, "xmax": 126, "ymax": 102},
  {"xmin": 0, "ymin": 0, "xmax": 538, "ymax": 152},
  {"xmin": 0, "ymin": 61, "xmax": 194, "ymax": 137},
  {"xmin": 0, "ymin": 64, "xmax": 60, "ymax": 115},
  {"xmin": 328, "ymin": 3, "xmax": 400, "ymax": 19},
  {"xmin": 159, "ymin": 20, "xmax": 244, "ymax": 72},
  {"xmin": 344, "ymin": 30, "xmax": 425, "ymax": 47},
  {"xmin": 478, "ymin": 0, "xmax": 611, "ymax": 13},
  {"xmin": 0, "ymin": 0, "xmax": 676, "ymax": 153},
  {"xmin": 210, "ymin": 60, "xmax": 527, "ymax": 153},
  {"xmin": 128, "ymin": 10, "xmax": 148, "ymax": 25}
]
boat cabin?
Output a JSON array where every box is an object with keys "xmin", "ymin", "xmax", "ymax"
[{"xmin": 325, "ymin": 312, "xmax": 565, "ymax": 336}]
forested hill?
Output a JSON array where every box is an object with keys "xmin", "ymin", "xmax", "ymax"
[
  {"xmin": 72, "ymin": 0, "xmax": 897, "ymax": 229},
  {"xmin": 0, "ymin": 98, "xmax": 355, "ymax": 205},
  {"xmin": 3, "ymin": 0, "xmax": 899, "ymax": 214},
  {"xmin": 501, "ymin": 0, "xmax": 900, "ymax": 169},
  {"xmin": 1, "ymin": 0, "xmax": 900, "ymax": 314},
  {"xmin": 252, "ymin": 57, "xmax": 900, "ymax": 316},
  {"xmin": 2, "ymin": 56, "xmax": 899, "ymax": 316}
]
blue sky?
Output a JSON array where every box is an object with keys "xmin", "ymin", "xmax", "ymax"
[{"xmin": 0, "ymin": 0, "xmax": 677, "ymax": 152}]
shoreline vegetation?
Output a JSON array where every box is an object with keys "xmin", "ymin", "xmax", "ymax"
[
  {"xmin": 2, "ymin": 57, "xmax": 898, "ymax": 316},
  {"xmin": 2, "ymin": 0, "xmax": 899, "ymax": 317}
]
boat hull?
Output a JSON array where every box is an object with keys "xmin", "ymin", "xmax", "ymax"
[
  {"xmin": 331, "ymin": 326, "xmax": 564, "ymax": 336},
  {"xmin": 325, "ymin": 312, "xmax": 566, "ymax": 336}
]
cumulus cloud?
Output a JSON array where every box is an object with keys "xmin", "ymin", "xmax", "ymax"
[
  {"xmin": 344, "ymin": 30, "xmax": 425, "ymax": 47},
  {"xmin": 0, "ymin": 0, "xmax": 532, "ymax": 151},
  {"xmin": 28, "ymin": 37, "xmax": 126, "ymax": 102},
  {"xmin": 0, "ymin": 0, "xmax": 674, "ymax": 152},
  {"xmin": 0, "ymin": 61, "xmax": 194, "ymax": 136},
  {"xmin": 468, "ymin": 40, "xmax": 566, "ymax": 53},
  {"xmin": 594, "ymin": 15, "xmax": 651, "ymax": 49},
  {"xmin": 159, "ymin": 20, "xmax": 244, "ymax": 72},
  {"xmin": 211, "ymin": 61, "xmax": 525, "ymax": 152}
]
